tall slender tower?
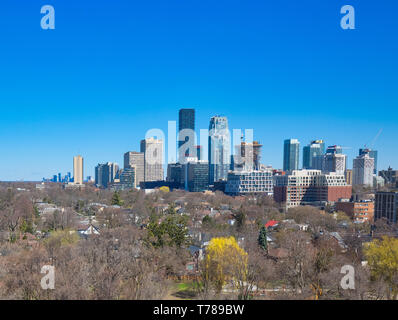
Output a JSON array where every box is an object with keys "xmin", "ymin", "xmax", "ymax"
[
  {"xmin": 178, "ymin": 108, "xmax": 195, "ymax": 163},
  {"xmin": 208, "ymin": 116, "xmax": 230, "ymax": 184},
  {"xmin": 73, "ymin": 155, "xmax": 83, "ymax": 185},
  {"xmin": 303, "ymin": 140, "xmax": 323, "ymax": 169},
  {"xmin": 283, "ymin": 139, "xmax": 300, "ymax": 172}
]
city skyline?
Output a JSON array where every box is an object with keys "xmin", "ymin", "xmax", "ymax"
[
  {"xmin": 2, "ymin": 108, "xmax": 395, "ymax": 182},
  {"xmin": 1, "ymin": 0, "xmax": 398, "ymax": 181}
]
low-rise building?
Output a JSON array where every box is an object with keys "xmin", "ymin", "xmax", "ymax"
[
  {"xmin": 336, "ymin": 199, "xmax": 374, "ymax": 223},
  {"xmin": 274, "ymin": 170, "xmax": 352, "ymax": 208},
  {"xmin": 225, "ymin": 169, "xmax": 273, "ymax": 196}
]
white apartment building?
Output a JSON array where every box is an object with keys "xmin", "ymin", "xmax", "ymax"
[
  {"xmin": 225, "ymin": 169, "xmax": 274, "ymax": 196},
  {"xmin": 353, "ymin": 154, "xmax": 374, "ymax": 186}
]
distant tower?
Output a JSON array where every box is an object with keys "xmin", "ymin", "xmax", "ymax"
[
  {"xmin": 73, "ymin": 155, "xmax": 83, "ymax": 185},
  {"xmin": 353, "ymin": 153, "xmax": 374, "ymax": 186},
  {"xmin": 178, "ymin": 108, "xmax": 195, "ymax": 163},
  {"xmin": 303, "ymin": 140, "xmax": 323, "ymax": 169},
  {"xmin": 208, "ymin": 116, "xmax": 230, "ymax": 184},
  {"xmin": 124, "ymin": 151, "xmax": 145, "ymax": 187},
  {"xmin": 140, "ymin": 137, "xmax": 164, "ymax": 181},
  {"xmin": 234, "ymin": 141, "xmax": 263, "ymax": 171},
  {"xmin": 359, "ymin": 148, "xmax": 378, "ymax": 174},
  {"xmin": 283, "ymin": 139, "xmax": 300, "ymax": 172}
]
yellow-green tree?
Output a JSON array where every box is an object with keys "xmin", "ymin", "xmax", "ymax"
[
  {"xmin": 159, "ymin": 186, "xmax": 170, "ymax": 193},
  {"xmin": 364, "ymin": 236, "xmax": 398, "ymax": 300},
  {"xmin": 205, "ymin": 237, "xmax": 248, "ymax": 294}
]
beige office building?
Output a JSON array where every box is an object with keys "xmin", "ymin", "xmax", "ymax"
[
  {"xmin": 124, "ymin": 151, "xmax": 145, "ymax": 187},
  {"xmin": 140, "ymin": 137, "xmax": 164, "ymax": 181},
  {"xmin": 73, "ymin": 155, "xmax": 84, "ymax": 185}
]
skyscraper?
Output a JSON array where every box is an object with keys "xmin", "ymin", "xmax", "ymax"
[
  {"xmin": 95, "ymin": 162, "xmax": 119, "ymax": 188},
  {"xmin": 323, "ymin": 153, "xmax": 347, "ymax": 175},
  {"xmin": 178, "ymin": 108, "xmax": 195, "ymax": 163},
  {"xmin": 303, "ymin": 141, "xmax": 323, "ymax": 169},
  {"xmin": 140, "ymin": 137, "xmax": 164, "ymax": 181},
  {"xmin": 283, "ymin": 139, "xmax": 300, "ymax": 172},
  {"xmin": 124, "ymin": 151, "xmax": 145, "ymax": 187},
  {"xmin": 73, "ymin": 155, "xmax": 83, "ymax": 185},
  {"xmin": 353, "ymin": 153, "xmax": 374, "ymax": 186},
  {"xmin": 233, "ymin": 141, "xmax": 262, "ymax": 171},
  {"xmin": 208, "ymin": 116, "xmax": 230, "ymax": 184},
  {"xmin": 359, "ymin": 148, "xmax": 378, "ymax": 174}
]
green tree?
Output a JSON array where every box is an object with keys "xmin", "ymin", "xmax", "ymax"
[
  {"xmin": 258, "ymin": 226, "xmax": 268, "ymax": 253},
  {"xmin": 202, "ymin": 215, "xmax": 214, "ymax": 229},
  {"xmin": 111, "ymin": 191, "xmax": 124, "ymax": 206},
  {"xmin": 233, "ymin": 207, "xmax": 246, "ymax": 231},
  {"xmin": 147, "ymin": 214, "xmax": 189, "ymax": 248},
  {"xmin": 166, "ymin": 203, "xmax": 177, "ymax": 215}
]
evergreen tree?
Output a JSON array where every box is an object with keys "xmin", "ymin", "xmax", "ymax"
[
  {"xmin": 258, "ymin": 226, "xmax": 268, "ymax": 253},
  {"xmin": 111, "ymin": 191, "xmax": 123, "ymax": 206}
]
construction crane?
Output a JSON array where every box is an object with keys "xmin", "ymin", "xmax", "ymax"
[{"xmin": 364, "ymin": 128, "xmax": 383, "ymax": 149}]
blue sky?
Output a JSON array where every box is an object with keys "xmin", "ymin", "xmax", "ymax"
[{"xmin": 0, "ymin": 0, "xmax": 397, "ymax": 181}]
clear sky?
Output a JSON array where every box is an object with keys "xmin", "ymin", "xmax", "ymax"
[{"xmin": 0, "ymin": 0, "xmax": 397, "ymax": 181}]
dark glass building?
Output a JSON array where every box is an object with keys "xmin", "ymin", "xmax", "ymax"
[
  {"xmin": 186, "ymin": 161, "xmax": 209, "ymax": 192},
  {"xmin": 283, "ymin": 139, "xmax": 300, "ymax": 172},
  {"xmin": 178, "ymin": 108, "xmax": 195, "ymax": 162},
  {"xmin": 119, "ymin": 167, "xmax": 136, "ymax": 190}
]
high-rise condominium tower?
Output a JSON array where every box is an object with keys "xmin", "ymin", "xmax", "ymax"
[
  {"xmin": 283, "ymin": 139, "xmax": 300, "ymax": 172},
  {"xmin": 140, "ymin": 137, "xmax": 164, "ymax": 181},
  {"xmin": 178, "ymin": 108, "xmax": 195, "ymax": 163},
  {"xmin": 233, "ymin": 141, "xmax": 263, "ymax": 171},
  {"xmin": 353, "ymin": 153, "xmax": 374, "ymax": 186},
  {"xmin": 209, "ymin": 116, "xmax": 230, "ymax": 184},
  {"xmin": 303, "ymin": 140, "xmax": 324, "ymax": 169},
  {"xmin": 124, "ymin": 151, "xmax": 145, "ymax": 187},
  {"xmin": 95, "ymin": 162, "xmax": 119, "ymax": 188},
  {"xmin": 73, "ymin": 155, "xmax": 83, "ymax": 185},
  {"xmin": 359, "ymin": 148, "xmax": 378, "ymax": 174}
]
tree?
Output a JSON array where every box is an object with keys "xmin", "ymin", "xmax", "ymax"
[
  {"xmin": 364, "ymin": 236, "xmax": 398, "ymax": 300},
  {"xmin": 233, "ymin": 207, "xmax": 246, "ymax": 232},
  {"xmin": 258, "ymin": 226, "xmax": 268, "ymax": 253},
  {"xmin": 166, "ymin": 203, "xmax": 177, "ymax": 215},
  {"xmin": 111, "ymin": 191, "xmax": 123, "ymax": 206},
  {"xmin": 159, "ymin": 186, "xmax": 170, "ymax": 193},
  {"xmin": 146, "ymin": 214, "xmax": 190, "ymax": 248},
  {"xmin": 205, "ymin": 236, "xmax": 248, "ymax": 295},
  {"xmin": 278, "ymin": 231, "xmax": 316, "ymax": 295}
]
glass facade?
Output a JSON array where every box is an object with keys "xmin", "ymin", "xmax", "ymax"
[
  {"xmin": 208, "ymin": 116, "xmax": 230, "ymax": 184},
  {"xmin": 178, "ymin": 109, "xmax": 195, "ymax": 162},
  {"xmin": 283, "ymin": 139, "xmax": 300, "ymax": 172},
  {"xmin": 303, "ymin": 142, "xmax": 323, "ymax": 169}
]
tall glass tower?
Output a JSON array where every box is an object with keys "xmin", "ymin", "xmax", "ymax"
[
  {"xmin": 208, "ymin": 116, "xmax": 230, "ymax": 184},
  {"xmin": 303, "ymin": 140, "xmax": 324, "ymax": 169},
  {"xmin": 283, "ymin": 139, "xmax": 300, "ymax": 172},
  {"xmin": 178, "ymin": 108, "xmax": 195, "ymax": 162}
]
